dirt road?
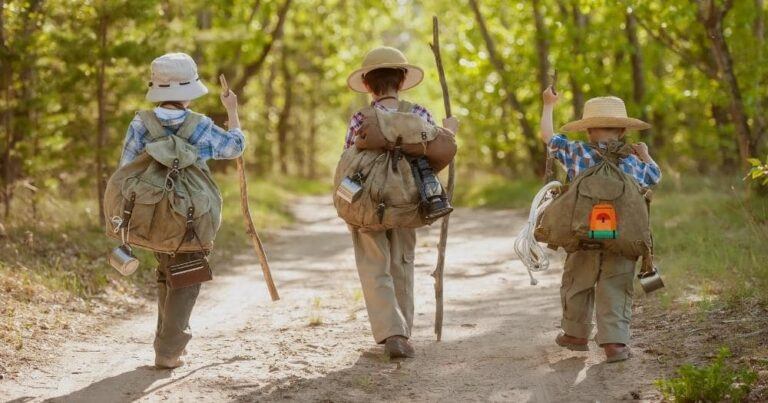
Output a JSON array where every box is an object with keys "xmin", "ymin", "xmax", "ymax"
[{"xmin": 2, "ymin": 197, "xmax": 663, "ymax": 402}]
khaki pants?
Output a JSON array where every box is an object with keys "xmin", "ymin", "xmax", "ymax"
[
  {"xmin": 153, "ymin": 253, "xmax": 201, "ymax": 359},
  {"xmin": 560, "ymin": 250, "xmax": 636, "ymax": 345},
  {"xmin": 351, "ymin": 227, "xmax": 416, "ymax": 344}
]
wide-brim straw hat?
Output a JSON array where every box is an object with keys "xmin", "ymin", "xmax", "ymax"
[
  {"xmin": 146, "ymin": 53, "xmax": 208, "ymax": 102},
  {"xmin": 347, "ymin": 46, "xmax": 424, "ymax": 93},
  {"xmin": 560, "ymin": 96, "xmax": 651, "ymax": 132}
]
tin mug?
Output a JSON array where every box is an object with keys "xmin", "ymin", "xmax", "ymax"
[
  {"xmin": 638, "ymin": 266, "xmax": 664, "ymax": 293},
  {"xmin": 109, "ymin": 244, "xmax": 139, "ymax": 276},
  {"xmin": 336, "ymin": 176, "xmax": 363, "ymax": 204}
]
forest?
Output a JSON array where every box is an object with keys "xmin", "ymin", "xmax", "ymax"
[
  {"xmin": 1, "ymin": 0, "xmax": 768, "ymax": 401},
  {"xmin": 1, "ymin": 0, "xmax": 766, "ymax": 222}
]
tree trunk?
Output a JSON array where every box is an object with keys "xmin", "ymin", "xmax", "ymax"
[
  {"xmin": 232, "ymin": 0, "xmax": 292, "ymax": 99},
  {"xmin": 0, "ymin": 0, "xmax": 12, "ymax": 219},
  {"xmin": 95, "ymin": 6, "xmax": 108, "ymax": 226},
  {"xmin": 469, "ymin": 0, "xmax": 543, "ymax": 174},
  {"xmin": 307, "ymin": 86, "xmax": 319, "ymax": 179},
  {"xmin": 255, "ymin": 61, "xmax": 277, "ymax": 175},
  {"xmin": 754, "ymin": 0, "xmax": 766, "ymax": 148},
  {"xmin": 625, "ymin": 10, "xmax": 651, "ymax": 141},
  {"xmin": 699, "ymin": 0, "xmax": 755, "ymax": 163},
  {"xmin": 276, "ymin": 49, "xmax": 293, "ymax": 175},
  {"xmin": 531, "ymin": 0, "xmax": 550, "ymax": 94}
]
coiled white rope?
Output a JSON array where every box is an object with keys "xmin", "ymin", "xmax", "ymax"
[{"xmin": 514, "ymin": 180, "xmax": 562, "ymax": 286}]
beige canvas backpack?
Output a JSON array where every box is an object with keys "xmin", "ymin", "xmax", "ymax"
[
  {"xmin": 333, "ymin": 101, "xmax": 445, "ymax": 232},
  {"xmin": 534, "ymin": 141, "xmax": 653, "ymax": 260},
  {"xmin": 104, "ymin": 110, "xmax": 223, "ymax": 253}
]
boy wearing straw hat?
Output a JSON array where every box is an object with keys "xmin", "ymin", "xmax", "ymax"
[
  {"xmin": 539, "ymin": 87, "xmax": 661, "ymax": 363},
  {"xmin": 119, "ymin": 52, "xmax": 245, "ymax": 369},
  {"xmin": 345, "ymin": 46, "xmax": 458, "ymax": 358}
]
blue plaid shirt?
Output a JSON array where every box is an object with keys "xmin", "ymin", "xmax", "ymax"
[
  {"xmin": 549, "ymin": 134, "xmax": 661, "ymax": 188},
  {"xmin": 119, "ymin": 110, "xmax": 245, "ymax": 167}
]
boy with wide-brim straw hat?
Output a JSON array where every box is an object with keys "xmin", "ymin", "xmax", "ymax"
[
  {"xmin": 118, "ymin": 52, "xmax": 246, "ymax": 369},
  {"xmin": 539, "ymin": 88, "xmax": 661, "ymax": 363},
  {"xmin": 343, "ymin": 46, "xmax": 458, "ymax": 358}
]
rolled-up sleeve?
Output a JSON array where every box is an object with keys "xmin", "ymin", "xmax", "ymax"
[
  {"xmin": 196, "ymin": 117, "xmax": 245, "ymax": 160},
  {"xmin": 119, "ymin": 115, "xmax": 148, "ymax": 167},
  {"xmin": 548, "ymin": 134, "xmax": 574, "ymax": 165}
]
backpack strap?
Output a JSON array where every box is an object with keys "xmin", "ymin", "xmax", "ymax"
[
  {"xmin": 174, "ymin": 112, "xmax": 204, "ymax": 142},
  {"xmin": 137, "ymin": 110, "xmax": 168, "ymax": 141}
]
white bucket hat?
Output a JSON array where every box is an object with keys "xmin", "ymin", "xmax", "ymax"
[
  {"xmin": 146, "ymin": 53, "xmax": 208, "ymax": 102},
  {"xmin": 560, "ymin": 96, "xmax": 651, "ymax": 132},
  {"xmin": 347, "ymin": 47, "xmax": 424, "ymax": 93}
]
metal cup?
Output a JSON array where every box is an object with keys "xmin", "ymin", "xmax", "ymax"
[
  {"xmin": 337, "ymin": 176, "xmax": 363, "ymax": 203},
  {"xmin": 109, "ymin": 244, "xmax": 139, "ymax": 276},
  {"xmin": 638, "ymin": 266, "xmax": 665, "ymax": 293}
]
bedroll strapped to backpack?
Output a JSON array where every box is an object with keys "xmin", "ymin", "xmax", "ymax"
[
  {"xmin": 333, "ymin": 101, "xmax": 454, "ymax": 232},
  {"xmin": 534, "ymin": 141, "xmax": 653, "ymax": 261},
  {"xmin": 103, "ymin": 110, "xmax": 223, "ymax": 253},
  {"xmin": 354, "ymin": 103, "xmax": 457, "ymax": 172}
]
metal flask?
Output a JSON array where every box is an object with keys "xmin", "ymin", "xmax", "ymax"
[
  {"xmin": 109, "ymin": 244, "xmax": 140, "ymax": 276},
  {"xmin": 638, "ymin": 266, "xmax": 665, "ymax": 293},
  {"xmin": 337, "ymin": 176, "xmax": 363, "ymax": 204}
]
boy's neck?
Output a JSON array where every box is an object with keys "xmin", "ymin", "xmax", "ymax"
[{"xmin": 373, "ymin": 91, "xmax": 400, "ymax": 108}]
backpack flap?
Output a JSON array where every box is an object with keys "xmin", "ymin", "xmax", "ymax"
[
  {"xmin": 577, "ymin": 173, "xmax": 625, "ymax": 202},
  {"xmin": 169, "ymin": 174, "xmax": 213, "ymax": 219},
  {"xmin": 145, "ymin": 135, "xmax": 198, "ymax": 169},
  {"xmin": 122, "ymin": 177, "xmax": 165, "ymax": 205},
  {"xmin": 374, "ymin": 108, "xmax": 438, "ymax": 144}
]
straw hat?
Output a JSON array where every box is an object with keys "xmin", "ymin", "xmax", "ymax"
[
  {"xmin": 146, "ymin": 53, "xmax": 208, "ymax": 102},
  {"xmin": 347, "ymin": 47, "xmax": 424, "ymax": 93},
  {"xmin": 560, "ymin": 96, "xmax": 651, "ymax": 132}
]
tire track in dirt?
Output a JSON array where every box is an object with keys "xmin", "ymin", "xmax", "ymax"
[{"xmin": 1, "ymin": 196, "xmax": 664, "ymax": 402}]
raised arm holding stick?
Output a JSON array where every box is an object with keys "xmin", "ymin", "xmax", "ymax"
[{"xmin": 219, "ymin": 74, "xmax": 280, "ymax": 301}]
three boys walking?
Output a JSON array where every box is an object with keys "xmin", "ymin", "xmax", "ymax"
[{"xmin": 109, "ymin": 42, "xmax": 660, "ymax": 368}]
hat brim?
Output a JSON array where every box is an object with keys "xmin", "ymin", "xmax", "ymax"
[
  {"xmin": 146, "ymin": 80, "xmax": 208, "ymax": 102},
  {"xmin": 347, "ymin": 63, "xmax": 424, "ymax": 93},
  {"xmin": 560, "ymin": 116, "xmax": 651, "ymax": 132}
]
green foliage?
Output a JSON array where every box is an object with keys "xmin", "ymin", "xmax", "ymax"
[
  {"xmin": 651, "ymin": 175, "xmax": 768, "ymax": 306},
  {"xmin": 453, "ymin": 174, "xmax": 541, "ymax": 209},
  {"xmin": 655, "ymin": 347, "xmax": 758, "ymax": 402},
  {"xmin": 746, "ymin": 156, "xmax": 768, "ymax": 187}
]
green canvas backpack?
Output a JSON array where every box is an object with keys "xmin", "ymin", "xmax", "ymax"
[
  {"xmin": 103, "ymin": 110, "xmax": 223, "ymax": 253},
  {"xmin": 534, "ymin": 141, "xmax": 653, "ymax": 261},
  {"xmin": 333, "ymin": 100, "xmax": 440, "ymax": 232}
]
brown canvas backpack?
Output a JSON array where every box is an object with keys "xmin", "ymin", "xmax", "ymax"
[
  {"xmin": 334, "ymin": 101, "xmax": 448, "ymax": 232},
  {"xmin": 534, "ymin": 141, "xmax": 653, "ymax": 260},
  {"xmin": 354, "ymin": 102, "xmax": 457, "ymax": 172},
  {"xmin": 103, "ymin": 110, "xmax": 223, "ymax": 253}
]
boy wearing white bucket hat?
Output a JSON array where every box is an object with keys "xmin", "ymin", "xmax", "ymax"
[
  {"xmin": 118, "ymin": 52, "xmax": 245, "ymax": 369},
  {"xmin": 344, "ymin": 46, "xmax": 458, "ymax": 358},
  {"xmin": 539, "ymin": 87, "xmax": 661, "ymax": 363}
]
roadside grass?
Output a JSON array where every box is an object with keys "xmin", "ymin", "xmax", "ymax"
[{"xmin": 0, "ymin": 173, "xmax": 329, "ymax": 300}]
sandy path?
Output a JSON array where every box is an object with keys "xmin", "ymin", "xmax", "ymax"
[{"xmin": 2, "ymin": 197, "xmax": 663, "ymax": 402}]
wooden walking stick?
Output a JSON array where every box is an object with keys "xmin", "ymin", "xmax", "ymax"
[
  {"xmin": 220, "ymin": 74, "xmax": 280, "ymax": 301},
  {"xmin": 429, "ymin": 16, "xmax": 454, "ymax": 341}
]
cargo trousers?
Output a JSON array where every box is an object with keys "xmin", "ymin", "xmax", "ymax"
[
  {"xmin": 350, "ymin": 227, "xmax": 416, "ymax": 344},
  {"xmin": 560, "ymin": 249, "xmax": 636, "ymax": 345},
  {"xmin": 153, "ymin": 253, "xmax": 202, "ymax": 359}
]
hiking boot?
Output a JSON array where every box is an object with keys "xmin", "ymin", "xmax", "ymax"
[
  {"xmin": 384, "ymin": 336, "xmax": 415, "ymax": 359},
  {"xmin": 155, "ymin": 353, "xmax": 185, "ymax": 369},
  {"xmin": 603, "ymin": 344, "xmax": 631, "ymax": 363},
  {"xmin": 555, "ymin": 333, "xmax": 589, "ymax": 351}
]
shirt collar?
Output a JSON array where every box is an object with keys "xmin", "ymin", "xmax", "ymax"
[{"xmin": 153, "ymin": 107, "xmax": 188, "ymax": 126}]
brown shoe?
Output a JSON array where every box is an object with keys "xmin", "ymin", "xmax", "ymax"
[
  {"xmin": 384, "ymin": 336, "xmax": 415, "ymax": 358},
  {"xmin": 555, "ymin": 333, "xmax": 589, "ymax": 351},
  {"xmin": 603, "ymin": 344, "xmax": 631, "ymax": 363}
]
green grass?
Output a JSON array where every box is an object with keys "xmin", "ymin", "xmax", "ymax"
[
  {"xmin": 651, "ymin": 175, "xmax": 768, "ymax": 307},
  {"xmin": 655, "ymin": 347, "xmax": 758, "ymax": 402},
  {"xmin": 0, "ymin": 173, "xmax": 329, "ymax": 300}
]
